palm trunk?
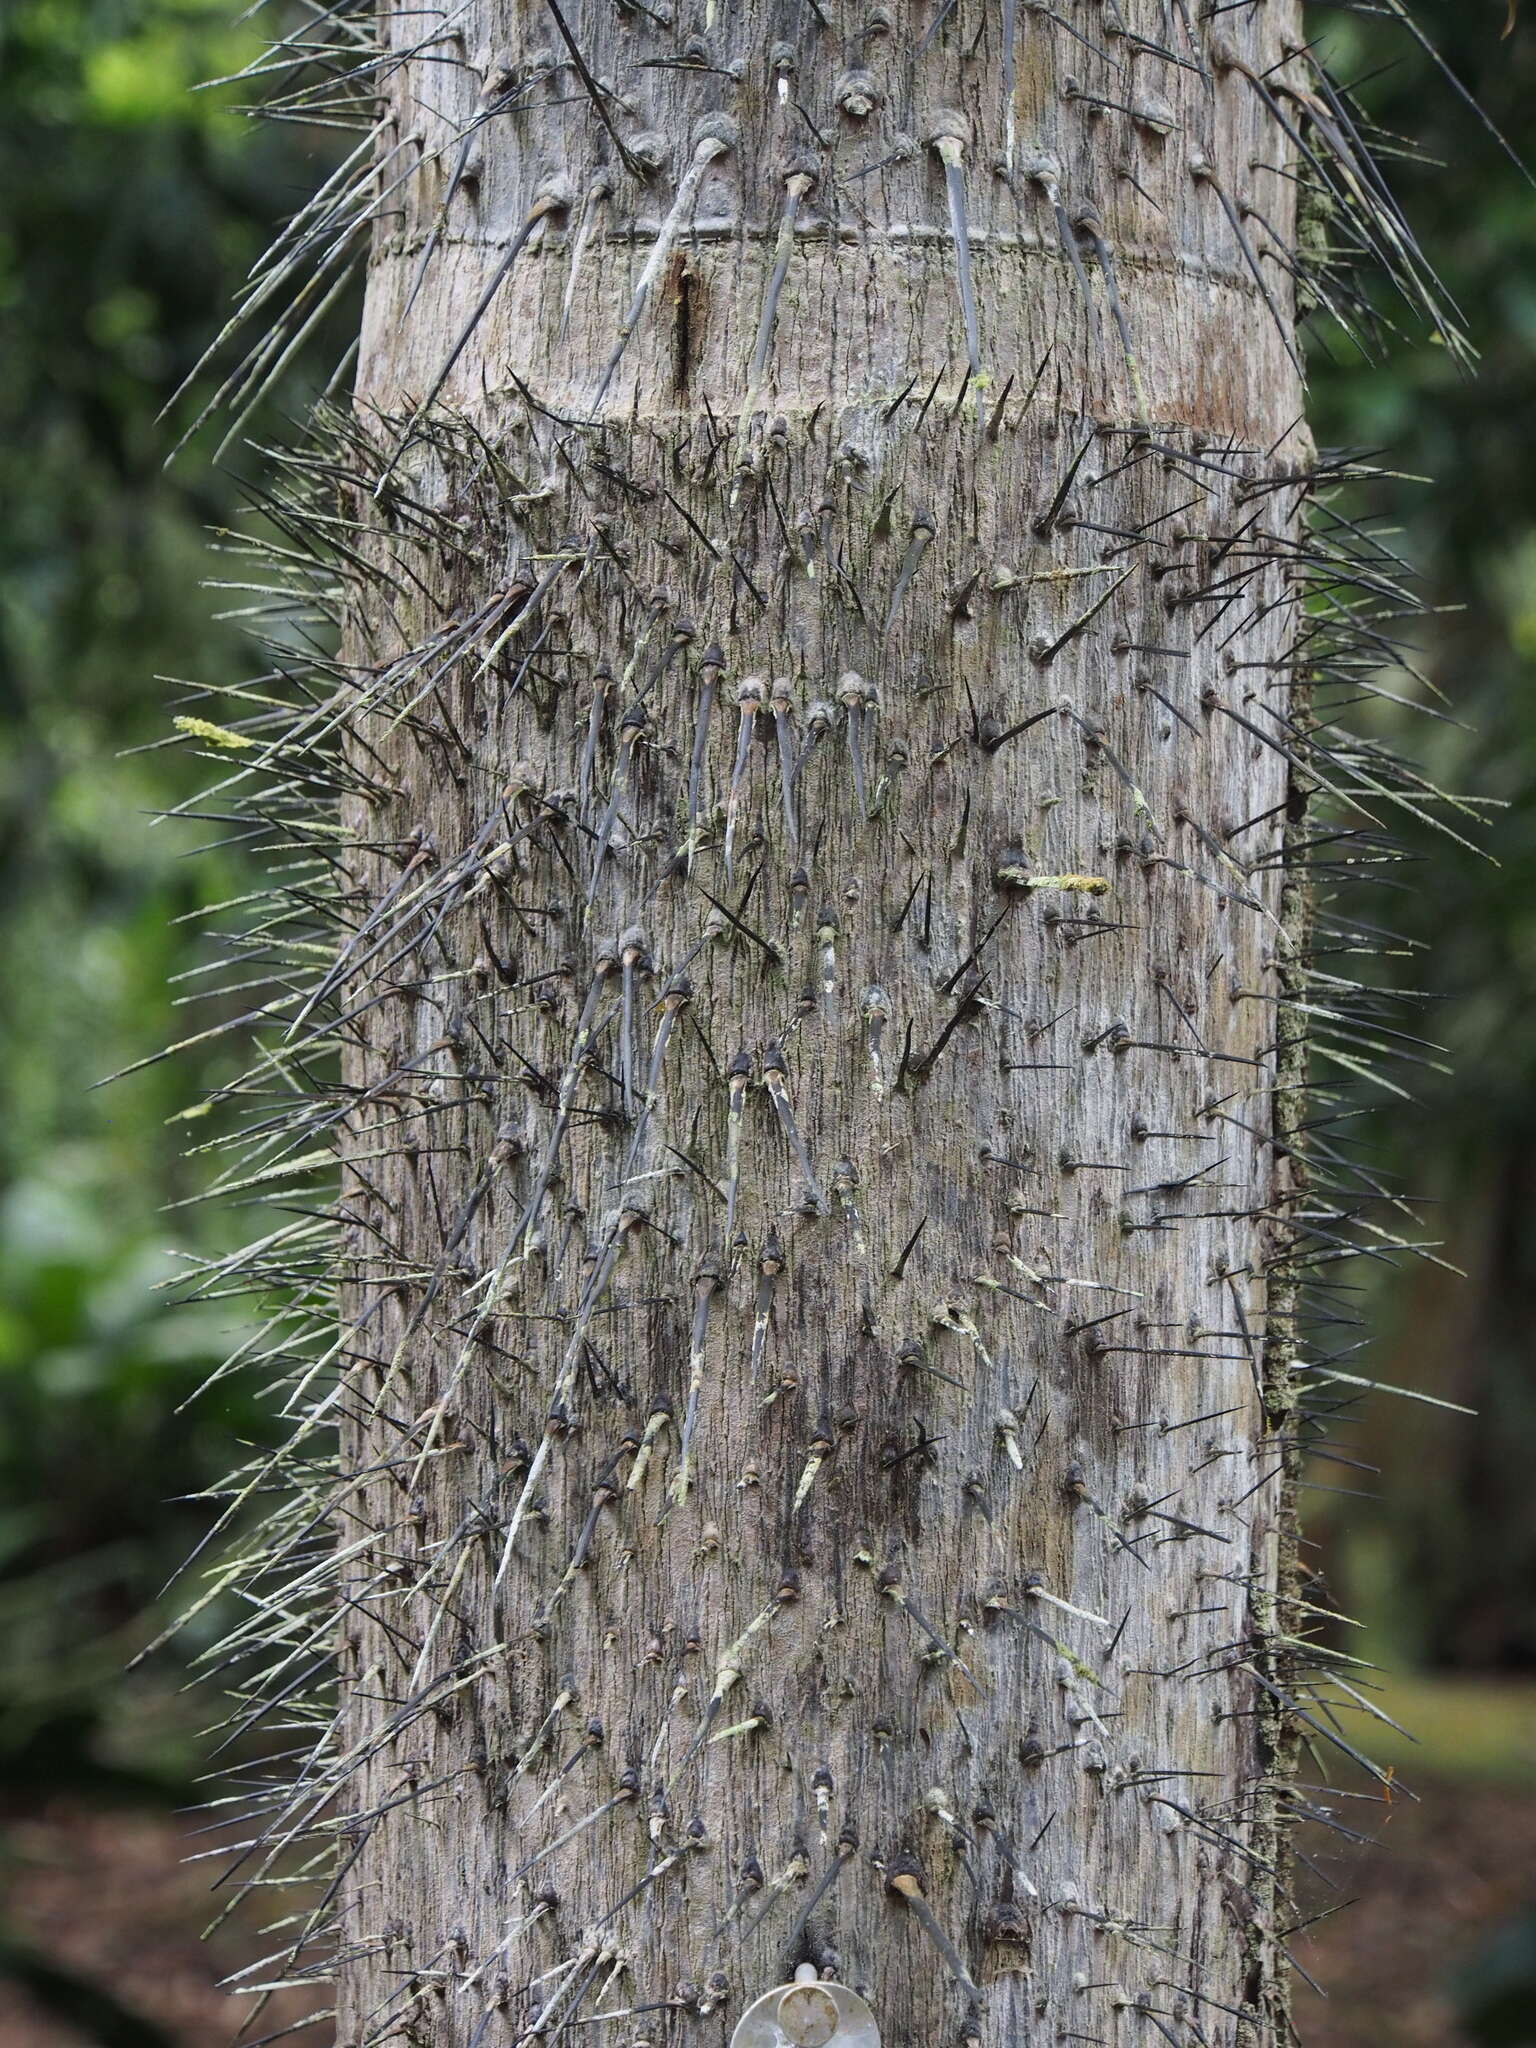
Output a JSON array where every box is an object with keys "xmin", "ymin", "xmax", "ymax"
[{"xmin": 320, "ymin": 3, "xmax": 1313, "ymax": 2042}]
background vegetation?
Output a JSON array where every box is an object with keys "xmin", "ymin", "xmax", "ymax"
[{"xmin": 0, "ymin": 0, "xmax": 1532, "ymax": 2037}]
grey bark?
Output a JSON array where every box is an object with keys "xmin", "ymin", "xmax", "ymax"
[{"xmin": 331, "ymin": 2, "xmax": 1308, "ymax": 2043}]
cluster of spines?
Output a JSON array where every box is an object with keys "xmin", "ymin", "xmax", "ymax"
[
  {"xmin": 139, "ymin": 0, "xmax": 1501, "ymax": 2040},
  {"xmin": 141, "ymin": 423, "xmax": 1482, "ymax": 2048}
]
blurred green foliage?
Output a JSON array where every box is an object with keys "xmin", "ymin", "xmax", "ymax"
[
  {"xmin": 0, "ymin": 0, "xmax": 349, "ymax": 1801},
  {"xmin": 1301, "ymin": 5, "xmax": 1536, "ymax": 1673},
  {"xmin": 2, "ymin": 0, "xmax": 306, "ymax": 1200}
]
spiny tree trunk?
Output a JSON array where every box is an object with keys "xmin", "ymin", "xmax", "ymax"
[{"xmin": 219, "ymin": 0, "xmax": 1349, "ymax": 2039}]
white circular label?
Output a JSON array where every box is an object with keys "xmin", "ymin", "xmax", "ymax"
[{"xmin": 728, "ymin": 1979, "xmax": 881, "ymax": 2048}]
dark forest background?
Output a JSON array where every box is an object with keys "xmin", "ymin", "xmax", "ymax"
[{"xmin": 0, "ymin": 0, "xmax": 1533, "ymax": 2038}]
